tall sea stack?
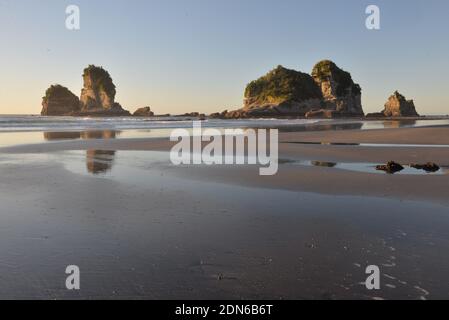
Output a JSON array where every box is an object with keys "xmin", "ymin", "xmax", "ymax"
[
  {"xmin": 310, "ymin": 60, "xmax": 363, "ymax": 116},
  {"xmin": 79, "ymin": 65, "xmax": 130, "ymax": 116}
]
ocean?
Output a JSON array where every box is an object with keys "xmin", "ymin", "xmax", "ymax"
[
  {"xmin": 0, "ymin": 115, "xmax": 448, "ymax": 133},
  {"xmin": 0, "ymin": 115, "xmax": 330, "ymax": 132}
]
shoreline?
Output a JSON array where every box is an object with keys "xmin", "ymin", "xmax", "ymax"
[
  {"xmin": 0, "ymin": 116, "xmax": 448, "ymax": 137},
  {"xmin": 2, "ymin": 126, "xmax": 449, "ymax": 205},
  {"xmin": 1, "ymin": 113, "xmax": 448, "ymax": 119}
]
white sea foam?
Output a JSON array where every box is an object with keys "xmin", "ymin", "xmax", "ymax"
[
  {"xmin": 0, "ymin": 115, "xmax": 448, "ymax": 132},
  {"xmin": 0, "ymin": 115, "xmax": 323, "ymax": 132}
]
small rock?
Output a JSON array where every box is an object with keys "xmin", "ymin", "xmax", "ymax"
[
  {"xmin": 410, "ymin": 162, "xmax": 440, "ymax": 173},
  {"xmin": 382, "ymin": 91, "xmax": 419, "ymax": 117},
  {"xmin": 376, "ymin": 161, "xmax": 404, "ymax": 174},
  {"xmin": 133, "ymin": 106, "xmax": 154, "ymax": 117}
]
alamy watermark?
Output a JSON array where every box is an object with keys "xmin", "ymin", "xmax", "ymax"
[
  {"xmin": 169, "ymin": 122, "xmax": 279, "ymax": 176},
  {"xmin": 66, "ymin": 5, "xmax": 80, "ymax": 30},
  {"xmin": 63, "ymin": 4, "xmax": 380, "ymax": 31},
  {"xmin": 366, "ymin": 5, "xmax": 380, "ymax": 30},
  {"xmin": 65, "ymin": 265, "xmax": 80, "ymax": 290},
  {"xmin": 365, "ymin": 265, "xmax": 381, "ymax": 290}
]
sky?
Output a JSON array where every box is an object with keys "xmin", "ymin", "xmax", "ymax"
[{"xmin": 0, "ymin": 0, "xmax": 448, "ymax": 115}]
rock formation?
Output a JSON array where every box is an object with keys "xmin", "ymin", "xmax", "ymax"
[
  {"xmin": 178, "ymin": 112, "xmax": 206, "ymax": 118},
  {"xmin": 211, "ymin": 60, "xmax": 364, "ymax": 119},
  {"xmin": 41, "ymin": 85, "xmax": 80, "ymax": 116},
  {"xmin": 239, "ymin": 65, "xmax": 323, "ymax": 118},
  {"xmin": 382, "ymin": 91, "xmax": 419, "ymax": 117},
  {"xmin": 376, "ymin": 161, "xmax": 404, "ymax": 174},
  {"xmin": 310, "ymin": 60, "xmax": 363, "ymax": 117},
  {"xmin": 133, "ymin": 106, "xmax": 154, "ymax": 117},
  {"xmin": 410, "ymin": 162, "xmax": 440, "ymax": 173},
  {"xmin": 41, "ymin": 65, "xmax": 131, "ymax": 116},
  {"xmin": 79, "ymin": 65, "xmax": 130, "ymax": 116}
]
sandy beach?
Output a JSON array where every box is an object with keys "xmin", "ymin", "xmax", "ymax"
[
  {"xmin": 2, "ymin": 0, "xmax": 449, "ymax": 307},
  {"xmin": 0, "ymin": 123, "xmax": 448, "ymax": 299}
]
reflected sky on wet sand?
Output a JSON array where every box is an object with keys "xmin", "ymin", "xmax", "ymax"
[
  {"xmin": 0, "ymin": 149, "xmax": 449, "ymax": 299},
  {"xmin": 0, "ymin": 120, "xmax": 449, "ymax": 299}
]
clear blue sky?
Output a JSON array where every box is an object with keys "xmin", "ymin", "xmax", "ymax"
[{"xmin": 0, "ymin": 0, "xmax": 448, "ymax": 115}]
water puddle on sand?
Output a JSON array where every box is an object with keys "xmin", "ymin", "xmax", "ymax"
[
  {"xmin": 80, "ymin": 152, "xmax": 447, "ymax": 176},
  {"xmin": 280, "ymin": 159, "xmax": 449, "ymax": 175}
]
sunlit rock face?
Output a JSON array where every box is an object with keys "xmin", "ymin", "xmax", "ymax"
[
  {"xmin": 79, "ymin": 65, "xmax": 131, "ymax": 116},
  {"xmin": 311, "ymin": 60, "xmax": 363, "ymax": 117},
  {"xmin": 41, "ymin": 85, "xmax": 80, "ymax": 116},
  {"xmin": 382, "ymin": 91, "xmax": 419, "ymax": 117},
  {"xmin": 41, "ymin": 65, "xmax": 131, "ymax": 116},
  {"xmin": 80, "ymin": 65, "xmax": 116, "ymax": 111}
]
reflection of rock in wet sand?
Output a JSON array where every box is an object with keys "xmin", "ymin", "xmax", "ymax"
[
  {"xmin": 279, "ymin": 122, "xmax": 363, "ymax": 133},
  {"xmin": 311, "ymin": 161, "xmax": 337, "ymax": 168},
  {"xmin": 86, "ymin": 150, "xmax": 116, "ymax": 174},
  {"xmin": 43, "ymin": 130, "xmax": 119, "ymax": 174},
  {"xmin": 44, "ymin": 130, "xmax": 119, "ymax": 141},
  {"xmin": 382, "ymin": 120, "xmax": 417, "ymax": 129},
  {"xmin": 81, "ymin": 130, "xmax": 118, "ymax": 140},
  {"xmin": 44, "ymin": 132, "xmax": 81, "ymax": 140}
]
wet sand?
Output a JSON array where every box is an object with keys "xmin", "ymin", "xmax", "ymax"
[
  {"xmin": 2, "ymin": 126, "xmax": 449, "ymax": 204},
  {"xmin": 0, "ymin": 126, "xmax": 449, "ymax": 299}
]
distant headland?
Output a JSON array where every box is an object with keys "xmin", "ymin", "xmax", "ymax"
[{"xmin": 41, "ymin": 61, "xmax": 421, "ymax": 119}]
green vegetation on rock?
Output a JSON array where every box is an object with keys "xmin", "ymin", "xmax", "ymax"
[
  {"xmin": 83, "ymin": 65, "xmax": 116, "ymax": 98},
  {"xmin": 42, "ymin": 84, "xmax": 77, "ymax": 103},
  {"xmin": 244, "ymin": 65, "xmax": 322, "ymax": 105},
  {"xmin": 312, "ymin": 60, "xmax": 361, "ymax": 96}
]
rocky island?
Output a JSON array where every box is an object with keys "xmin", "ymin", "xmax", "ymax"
[
  {"xmin": 367, "ymin": 91, "xmax": 420, "ymax": 118},
  {"xmin": 41, "ymin": 62, "xmax": 422, "ymax": 119},
  {"xmin": 308, "ymin": 60, "xmax": 363, "ymax": 118},
  {"xmin": 41, "ymin": 65, "xmax": 131, "ymax": 116},
  {"xmin": 383, "ymin": 91, "xmax": 420, "ymax": 117},
  {"xmin": 211, "ymin": 60, "xmax": 364, "ymax": 119},
  {"xmin": 41, "ymin": 85, "xmax": 80, "ymax": 116}
]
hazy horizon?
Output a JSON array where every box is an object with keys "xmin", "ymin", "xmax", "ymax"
[{"xmin": 0, "ymin": 0, "xmax": 448, "ymax": 115}]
